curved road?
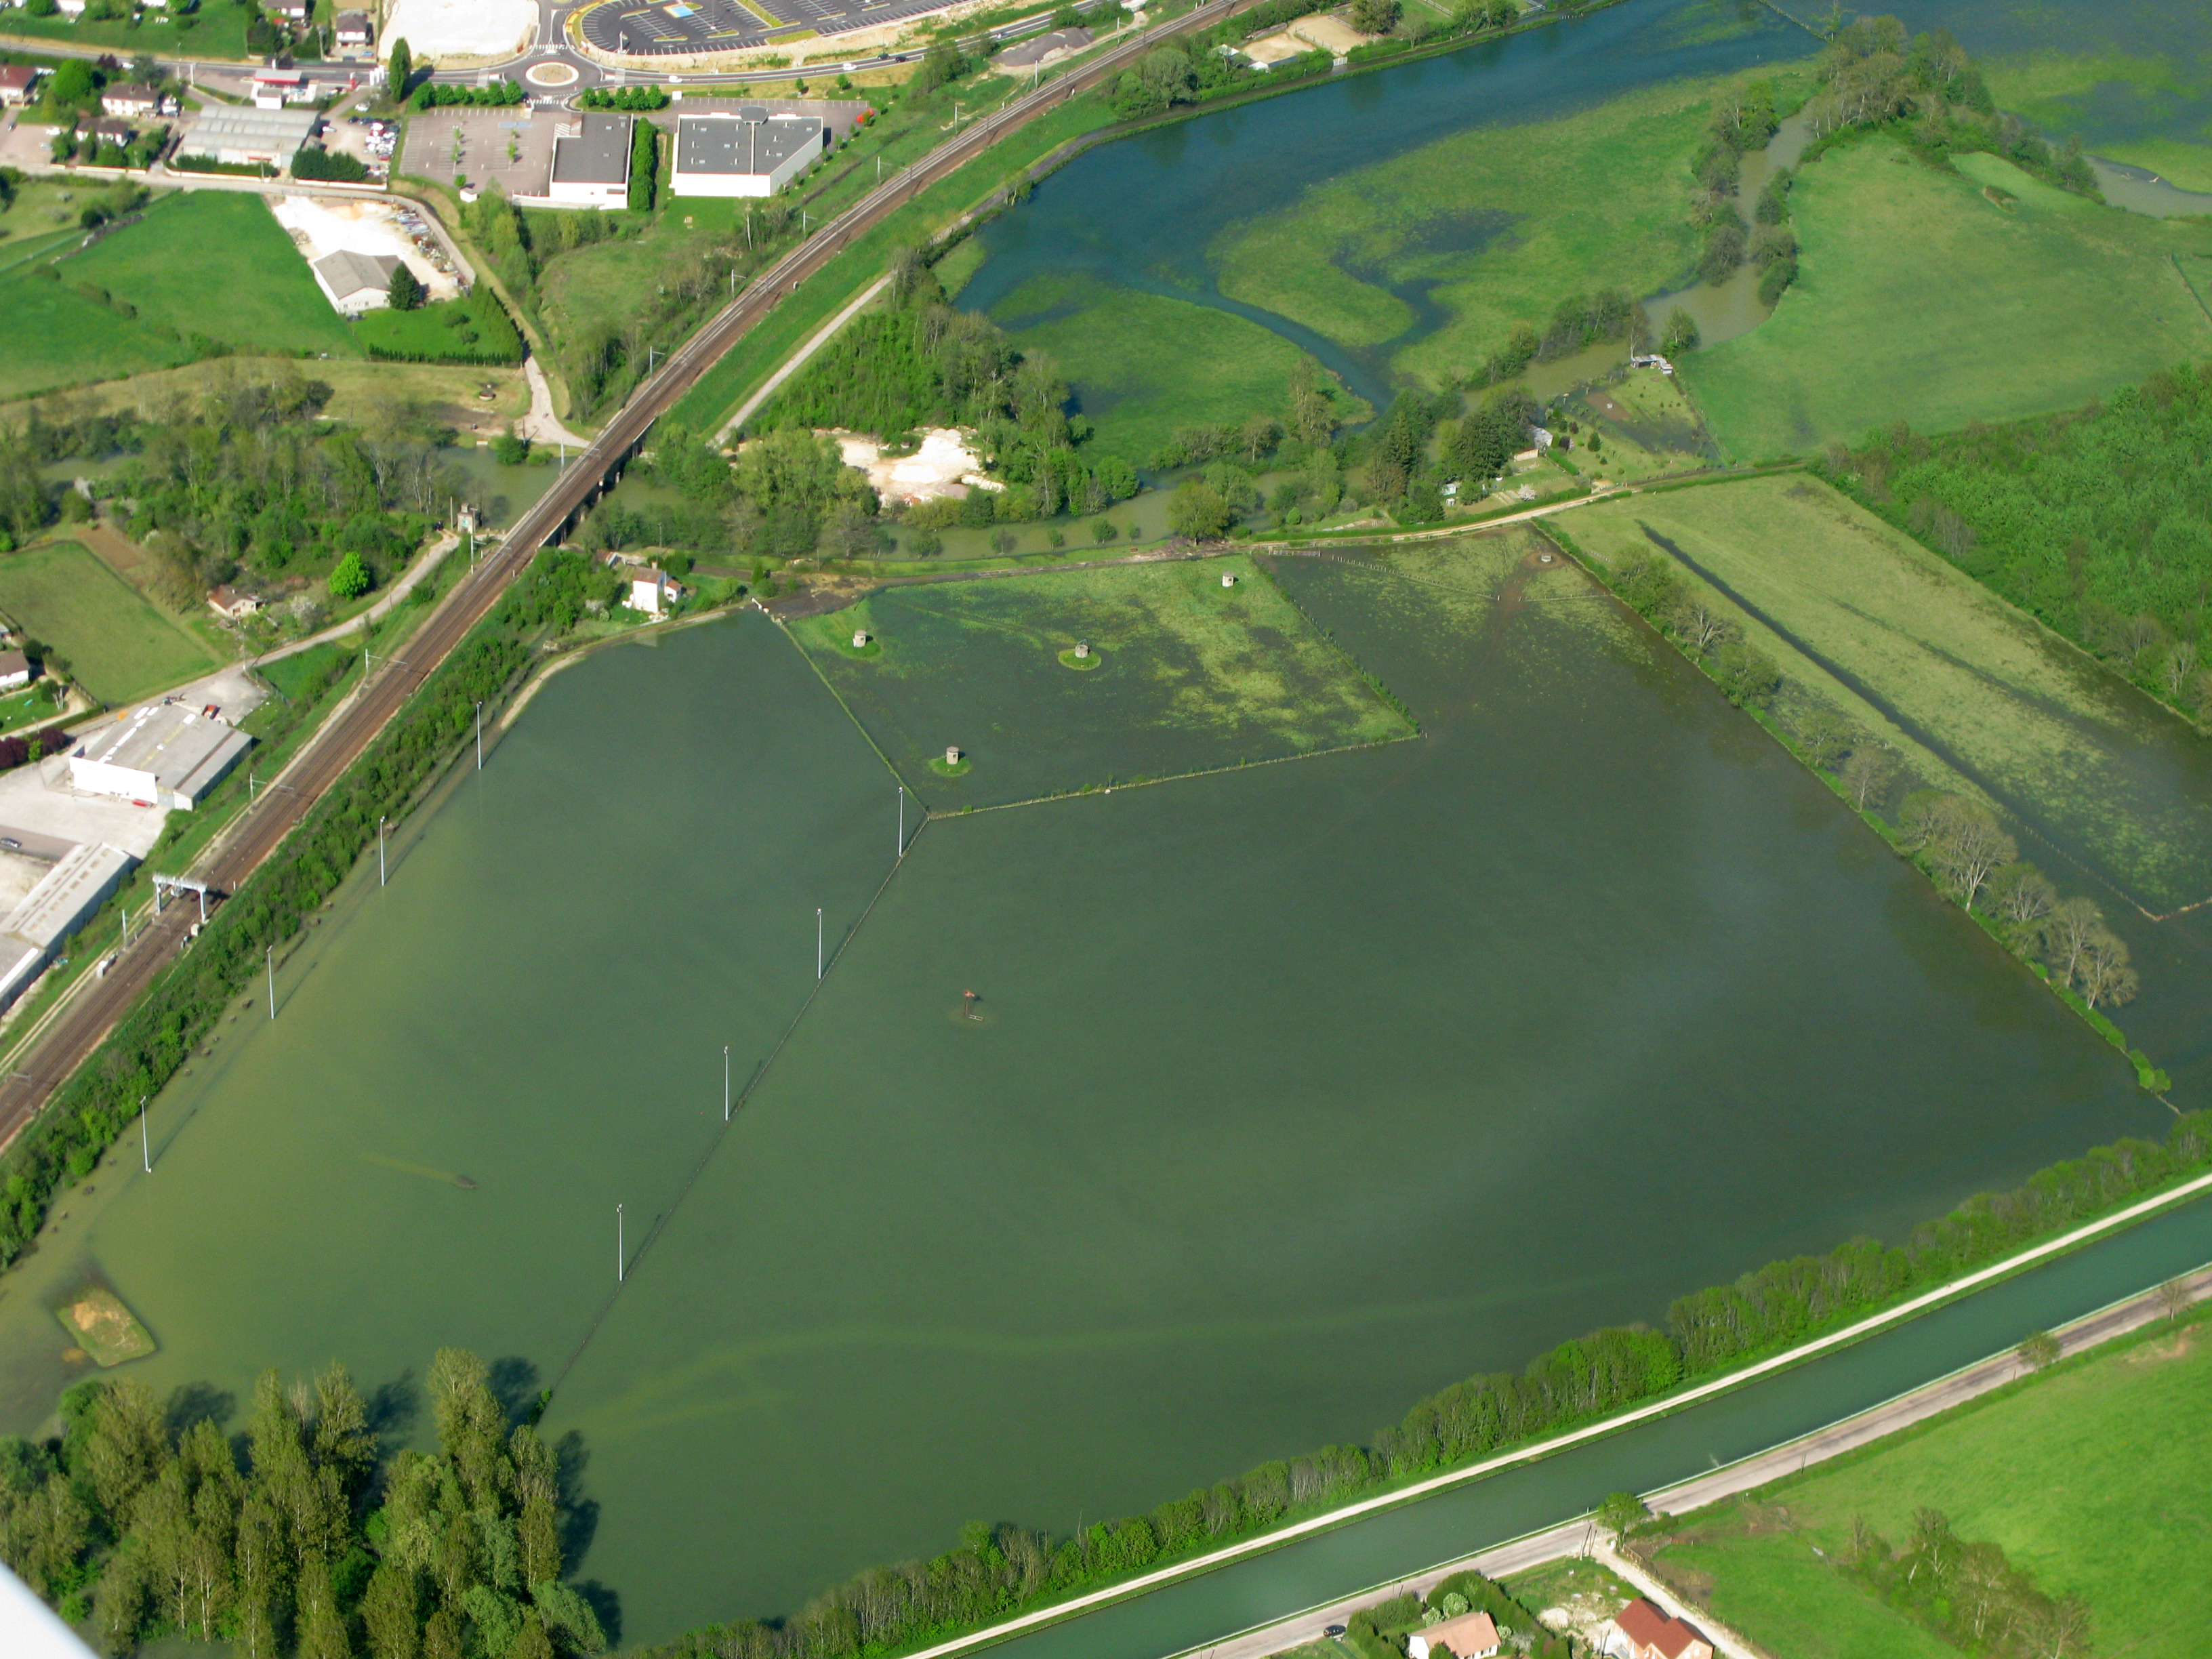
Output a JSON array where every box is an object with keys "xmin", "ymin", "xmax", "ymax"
[{"xmin": 0, "ymin": 0, "xmax": 1245, "ymax": 1156}]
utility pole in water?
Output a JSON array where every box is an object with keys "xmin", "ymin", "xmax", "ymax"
[
  {"xmin": 140, "ymin": 1098, "xmax": 150, "ymax": 1173},
  {"xmin": 266, "ymin": 945, "xmax": 274, "ymax": 1019},
  {"xmin": 897, "ymin": 785, "xmax": 904, "ymax": 857},
  {"xmin": 379, "ymin": 815, "xmax": 387, "ymax": 886},
  {"xmin": 476, "ymin": 701, "xmax": 483, "ymax": 770},
  {"xmin": 616, "ymin": 1203, "xmax": 625, "ymax": 1282},
  {"xmin": 816, "ymin": 907, "xmax": 823, "ymax": 980},
  {"xmin": 722, "ymin": 1045, "xmax": 731, "ymax": 1121}
]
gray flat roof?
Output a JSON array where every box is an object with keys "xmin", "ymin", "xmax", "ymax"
[
  {"xmin": 552, "ymin": 112, "xmax": 632, "ymax": 186},
  {"xmin": 77, "ymin": 702, "xmax": 252, "ymax": 795},
  {"xmin": 176, "ymin": 104, "xmax": 318, "ymax": 152},
  {"xmin": 674, "ymin": 112, "xmax": 822, "ymax": 178},
  {"xmin": 1, "ymin": 842, "xmax": 134, "ymax": 956},
  {"xmin": 998, "ymin": 26, "xmax": 1090, "ymax": 66}
]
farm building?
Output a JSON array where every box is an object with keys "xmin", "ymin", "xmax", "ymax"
[
  {"xmin": 310, "ymin": 249, "xmax": 402, "ymax": 313},
  {"xmin": 0, "ymin": 842, "xmax": 138, "ymax": 1010},
  {"xmin": 69, "ymin": 701, "xmax": 252, "ymax": 811},
  {"xmin": 173, "ymin": 104, "xmax": 318, "ymax": 167},
  {"xmin": 549, "ymin": 113, "xmax": 633, "ymax": 208},
  {"xmin": 1407, "ymin": 1612, "xmax": 1500, "ymax": 1659},
  {"xmin": 671, "ymin": 108, "xmax": 827, "ymax": 198}
]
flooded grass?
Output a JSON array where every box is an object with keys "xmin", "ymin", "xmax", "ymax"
[
  {"xmin": 1569, "ymin": 475, "xmax": 2212, "ymax": 914},
  {"xmin": 787, "ymin": 555, "xmax": 1415, "ymax": 810},
  {"xmin": 1684, "ymin": 139, "xmax": 2212, "ymax": 460}
]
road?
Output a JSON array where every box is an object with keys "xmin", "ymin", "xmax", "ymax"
[
  {"xmin": 0, "ymin": 0, "xmax": 1247, "ymax": 1158},
  {"xmin": 1181, "ymin": 1262, "xmax": 2212, "ymax": 1659}
]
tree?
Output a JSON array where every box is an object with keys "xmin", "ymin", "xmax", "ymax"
[
  {"xmin": 2074, "ymin": 928, "xmax": 2137, "ymax": 1009},
  {"xmin": 1168, "ymin": 480, "xmax": 1232, "ymax": 540},
  {"xmin": 1595, "ymin": 1490, "xmax": 1649, "ymax": 1545},
  {"xmin": 386, "ymin": 38, "xmax": 413, "ymax": 98},
  {"xmin": 2039, "ymin": 896, "xmax": 2102, "ymax": 988},
  {"xmin": 1660, "ymin": 306, "xmax": 1700, "ymax": 354},
  {"xmin": 1839, "ymin": 743, "xmax": 1895, "ymax": 811},
  {"xmin": 1349, "ymin": 0, "xmax": 1401, "ymax": 32},
  {"xmin": 2017, "ymin": 1330, "xmax": 2060, "ymax": 1371},
  {"xmin": 627, "ymin": 117, "xmax": 657, "ymax": 213},
  {"xmin": 388, "ymin": 262, "xmax": 425, "ymax": 312},
  {"xmin": 1669, "ymin": 594, "xmax": 1730, "ymax": 655},
  {"xmin": 1988, "ymin": 861, "xmax": 2055, "ymax": 930},
  {"xmin": 2156, "ymin": 1275, "xmax": 2192, "ymax": 1326},
  {"xmin": 1919, "ymin": 796, "xmax": 2014, "ymax": 911},
  {"xmin": 1713, "ymin": 639, "xmax": 1780, "ymax": 708},
  {"xmin": 328, "ymin": 551, "xmax": 372, "ymax": 600},
  {"xmin": 491, "ymin": 426, "xmax": 530, "ymax": 466}
]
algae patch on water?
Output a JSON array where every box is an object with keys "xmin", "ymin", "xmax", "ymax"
[
  {"xmin": 788, "ymin": 556, "xmax": 1414, "ymax": 808},
  {"xmin": 55, "ymin": 1286, "xmax": 155, "ymax": 1368}
]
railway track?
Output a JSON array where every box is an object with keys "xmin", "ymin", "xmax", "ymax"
[{"xmin": 0, "ymin": 0, "xmax": 1244, "ymax": 1158}]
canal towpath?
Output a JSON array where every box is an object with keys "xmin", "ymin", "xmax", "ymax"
[{"xmin": 1171, "ymin": 1259, "xmax": 2212, "ymax": 1659}]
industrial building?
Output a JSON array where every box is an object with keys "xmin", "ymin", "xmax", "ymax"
[
  {"xmin": 549, "ymin": 113, "xmax": 634, "ymax": 208},
  {"xmin": 311, "ymin": 249, "xmax": 403, "ymax": 313},
  {"xmin": 173, "ymin": 104, "xmax": 320, "ymax": 169},
  {"xmin": 69, "ymin": 702, "xmax": 252, "ymax": 811},
  {"xmin": 0, "ymin": 842, "xmax": 136, "ymax": 1009},
  {"xmin": 672, "ymin": 108, "xmax": 827, "ymax": 197}
]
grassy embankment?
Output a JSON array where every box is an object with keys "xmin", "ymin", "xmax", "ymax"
[
  {"xmin": 0, "ymin": 539, "xmax": 219, "ymax": 705},
  {"xmin": 0, "ymin": 191, "xmax": 361, "ymax": 403},
  {"xmin": 1, "ymin": 5, "xmax": 252, "ymax": 60},
  {"xmin": 1685, "ymin": 140, "xmax": 2212, "ymax": 460},
  {"xmin": 1203, "ymin": 70, "xmax": 1801, "ymax": 388},
  {"xmin": 1566, "ymin": 475, "xmax": 2212, "ymax": 918},
  {"xmin": 0, "ymin": 358, "xmax": 530, "ymax": 433},
  {"xmin": 1645, "ymin": 1300, "xmax": 2212, "ymax": 1659},
  {"xmin": 785, "ymin": 553, "xmax": 1414, "ymax": 808}
]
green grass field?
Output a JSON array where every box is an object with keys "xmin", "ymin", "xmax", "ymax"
[
  {"xmin": 787, "ymin": 554, "xmax": 1413, "ymax": 808},
  {"xmin": 1985, "ymin": 50, "xmax": 2212, "ymax": 192},
  {"xmin": 0, "ymin": 541, "xmax": 220, "ymax": 706},
  {"xmin": 1685, "ymin": 140, "xmax": 2212, "ymax": 459},
  {"xmin": 989, "ymin": 273, "xmax": 1366, "ymax": 464},
  {"xmin": 0, "ymin": 266, "xmax": 193, "ymax": 401},
  {"xmin": 350, "ymin": 298, "xmax": 520, "ymax": 363},
  {"xmin": 1, "ymin": 5, "xmax": 253, "ymax": 58},
  {"xmin": 1208, "ymin": 70, "xmax": 1804, "ymax": 387},
  {"xmin": 1652, "ymin": 1309, "xmax": 2212, "ymax": 1659},
  {"xmin": 1568, "ymin": 475, "xmax": 2212, "ymax": 913},
  {"xmin": 67, "ymin": 192, "xmax": 357, "ymax": 357}
]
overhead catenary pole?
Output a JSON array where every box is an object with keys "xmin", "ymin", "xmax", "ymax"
[
  {"xmin": 897, "ymin": 784, "xmax": 903, "ymax": 857},
  {"xmin": 140, "ymin": 1097, "xmax": 150, "ymax": 1174},
  {"xmin": 616, "ymin": 1202, "xmax": 624, "ymax": 1282},
  {"xmin": 475, "ymin": 701, "xmax": 483, "ymax": 770},
  {"xmin": 816, "ymin": 907, "xmax": 823, "ymax": 981},
  {"xmin": 722, "ymin": 1044, "xmax": 730, "ymax": 1122},
  {"xmin": 266, "ymin": 945, "xmax": 274, "ymax": 1019},
  {"xmin": 379, "ymin": 814, "xmax": 387, "ymax": 886}
]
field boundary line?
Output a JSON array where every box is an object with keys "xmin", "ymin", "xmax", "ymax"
[
  {"xmin": 937, "ymin": 731, "xmax": 1420, "ymax": 819},
  {"xmin": 872, "ymin": 1166, "xmax": 2212, "ymax": 1659},
  {"xmin": 542, "ymin": 816, "xmax": 925, "ymax": 1397}
]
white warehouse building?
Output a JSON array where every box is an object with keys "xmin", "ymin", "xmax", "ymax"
[
  {"xmin": 69, "ymin": 701, "xmax": 253, "ymax": 811},
  {"xmin": 672, "ymin": 108, "xmax": 827, "ymax": 198}
]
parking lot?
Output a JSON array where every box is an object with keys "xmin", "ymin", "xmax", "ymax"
[
  {"xmin": 320, "ymin": 114, "xmax": 399, "ymax": 182},
  {"xmin": 396, "ymin": 105, "xmax": 558, "ymax": 198}
]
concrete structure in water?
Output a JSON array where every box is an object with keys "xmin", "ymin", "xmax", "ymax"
[
  {"xmin": 672, "ymin": 108, "xmax": 827, "ymax": 197},
  {"xmin": 0, "ymin": 842, "xmax": 136, "ymax": 1008},
  {"xmin": 68, "ymin": 702, "xmax": 252, "ymax": 811}
]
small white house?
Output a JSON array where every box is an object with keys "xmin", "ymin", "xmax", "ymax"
[
  {"xmin": 1407, "ymin": 1611, "xmax": 1500, "ymax": 1659},
  {"xmin": 630, "ymin": 568, "xmax": 684, "ymax": 617},
  {"xmin": 0, "ymin": 651, "xmax": 30, "ymax": 693}
]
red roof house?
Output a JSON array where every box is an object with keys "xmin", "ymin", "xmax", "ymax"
[{"xmin": 1613, "ymin": 1598, "xmax": 1714, "ymax": 1659}]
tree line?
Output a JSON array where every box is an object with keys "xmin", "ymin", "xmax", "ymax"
[
  {"xmin": 0, "ymin": 1349, "xmax": 606, "ymax": 1659},
  {"xmin": 1821, "ymin": 367, "xmax": 2212, "ymax": 726},
  {"xmin": 1836, "ymin": 1508, "xmax": 2089, "ymax": 1657}
]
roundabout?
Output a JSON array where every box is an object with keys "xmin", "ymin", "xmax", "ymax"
[{"xmin": 525, "ymin": 59, "xmax": 581, "ymax": 86}]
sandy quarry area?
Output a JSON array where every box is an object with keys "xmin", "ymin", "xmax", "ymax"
[
  {"xmin": 382, "ymin": 0, "xmax": 535, "ymax": 60},
  {"xmin": 266, "ymin": 195, "xmax": 460, "ymax": 306},
  {"xmin": 830, "ymin": 428, "xmax": 1000, "ymax": 503}
]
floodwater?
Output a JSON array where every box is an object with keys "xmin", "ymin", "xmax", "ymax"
[{"xmin": 0, "ymin": 542, "xmax": 2164, "ymax": 1645}]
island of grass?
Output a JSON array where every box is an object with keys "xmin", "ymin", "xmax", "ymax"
[
  {"xmin": 928, "ymin": 752, "xmax": 972, "ymax": 777},
  {"xmin": 1057, "ymin": 644, "xmax": 1104, "ymax": 670},
  {"xmin": 787, "ymin": 556, "xmax": 1414, "ymax": 808},
  {"xmin": 1642, "ymin": 1299, "xmax": 2212, "ymax": 1659},
  {"xmin": 1685, "ymin": 140, "xmax": 2212, "ymax": 459},
  {"xmin": 1565, "ymin": 474, "xmax": 2212, "ymax": 916},
  {"xmin": 54, "ymin": 1285, "xmax": 155, "ymax": 1368},
  {"xmin": 0, "ymin": 540, "xmax": 221, "ymax": 706}
]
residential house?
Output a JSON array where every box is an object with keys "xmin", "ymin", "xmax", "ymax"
[
  {"xmin": 268, "ymin": 0, "xmax": 310, "ymax": 21},
  {"xmin": 1407, "ymin": 1611, "xmax": 1501, "ymax": 1659},
  {"xmin": 1605, "ymin": 1599, "xmax": 1714, "ymax": 1659},
  {"xmin": 54, "ymin": 0, "xmax": 87, "ymax": 16},
  {"xmin": 101, "ymin": 83, "xmax": 161, "ymax": 119},
  {"xmin": 0, "ymin": 651, "xmax": 33, "ymax": 693},
  {"xmin": 334, "ymin": 8, "xmax": 373, "ymax": 47},
  {"xmin": 207, "ymin": 586, "xmax": 265, "ymax": 621},
  {"xmin": 77, "ymin": 117, "xmax": 137, "ymax": 152},
  {"xmin": 0, "ymin": 66, "xmax": 43, "ymax": 107},
  {"xmin": 629, "ymin": 568, "xmax": 683, "ymax": 617}
]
